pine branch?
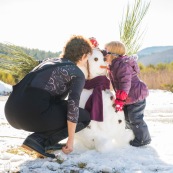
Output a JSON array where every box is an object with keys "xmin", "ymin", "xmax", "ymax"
[{"xmin": 119, "ymin": 0, "xmax": 150, "ymax": 55}]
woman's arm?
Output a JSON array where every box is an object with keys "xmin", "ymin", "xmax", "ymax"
[
  {"xmin": 62, "ymin": 68, "xmax": 85, "ymax": 154},
  {"xmin": 62, "ymin": 121, "xmax": 76, "ymax": 154}
]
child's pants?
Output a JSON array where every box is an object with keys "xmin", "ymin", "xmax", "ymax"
[{"xmin": 123, "ymin": 99, "xmax": 151, "ymax": 143}]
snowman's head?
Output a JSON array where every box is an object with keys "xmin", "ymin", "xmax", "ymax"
[{"xmin": 85, "ymin": 48, "xmax": 108, "ymax": 79}]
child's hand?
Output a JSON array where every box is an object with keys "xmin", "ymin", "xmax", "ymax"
[
  {"xmin": 115, "ymin": 90, "xmax": 127, "ymax": 112},
  {"xmin": 115, "ymin": 99, "xmax": 124, "ymax": 112}
]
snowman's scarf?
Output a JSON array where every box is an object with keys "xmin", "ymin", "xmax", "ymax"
[{"xmin": 84, "ymin": 76, "xmax": 110, "ymax": 121}]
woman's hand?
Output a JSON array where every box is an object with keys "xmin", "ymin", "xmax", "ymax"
[{"xmin": 62, "ymin": 138, "xmax": 73, "ymax": 154}]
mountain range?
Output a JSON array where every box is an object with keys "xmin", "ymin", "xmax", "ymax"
[{"xmin": 137, "ymin": 46, "xmax": 173, "ymax": 66}]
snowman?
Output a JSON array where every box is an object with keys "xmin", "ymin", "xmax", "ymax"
[{"xmin": 75, "ymin": 40, "xmax": 134, "ymax": 152}]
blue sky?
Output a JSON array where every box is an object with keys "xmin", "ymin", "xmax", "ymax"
[{"xmin": 0, "ymin": 0, "xmax": 173, "ymax": 52}]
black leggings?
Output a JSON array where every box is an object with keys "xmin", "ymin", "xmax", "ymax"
[{"xmin": 5, "ymin": 87, "xmax": 90, "ymax": 133}]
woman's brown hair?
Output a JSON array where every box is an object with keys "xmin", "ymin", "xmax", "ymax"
[{"xmin": 62, "ymin": 35, "xmax": 92, "ymax": 63}]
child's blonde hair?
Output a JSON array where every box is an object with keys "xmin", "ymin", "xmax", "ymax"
[{"xmin": 105, "ymin": 41, "xmax": 126, "ymax": 56}]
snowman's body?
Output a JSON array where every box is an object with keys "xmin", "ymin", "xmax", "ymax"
[{"xmin": 75, "ymin": 48, "xmax": 134, "ymax": 152}]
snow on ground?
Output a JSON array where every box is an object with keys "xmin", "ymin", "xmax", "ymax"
[
  {"xmin": 0, "ymin": 81, "xmax": 12, "ymax": 96},
  {"xmin": 0, "ymin": 81, "xmax": 173, "ymax": 173}
]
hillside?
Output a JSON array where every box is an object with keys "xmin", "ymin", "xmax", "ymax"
[{"xmin": 137, "ymin": 46, "xmax": 173, "ymax": 65}]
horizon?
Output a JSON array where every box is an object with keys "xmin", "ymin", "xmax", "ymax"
[{"xmin": 0, "ymin": 0, "xmax": 173, "ymax": 53}]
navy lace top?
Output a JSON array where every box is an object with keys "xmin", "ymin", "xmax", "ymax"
[{"xmin": 30, "ymin": 57, "xmax": 85, "ymax": 123}]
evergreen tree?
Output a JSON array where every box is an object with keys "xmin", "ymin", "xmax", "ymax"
[
  {"xmin": 0, "ymin": 44, "xmax": 38, "ymax": 83},
  {"xmin": 119, "ymin": 0, "xmax": 150, "ymax": 55},
  {"xmin": 0, "ymin": 43, "xmax": 61, "ymax": 84}
]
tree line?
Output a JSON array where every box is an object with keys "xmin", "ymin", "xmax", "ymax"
[{"xmin": 0, "ymin": 43, "xmax": 61, "ymax": 61}]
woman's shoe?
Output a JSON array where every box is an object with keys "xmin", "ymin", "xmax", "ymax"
[{"xmin": 21, "ymin": 133, "xmax": 55, "ymax": 158}]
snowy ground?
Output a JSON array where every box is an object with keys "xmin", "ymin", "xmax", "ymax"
[{"xmin": 0, "ymin": 82, "xmax": 173, "ymax": 173}]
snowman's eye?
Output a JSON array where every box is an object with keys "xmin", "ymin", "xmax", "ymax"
[{"xmin": 94, "ymin": 57, "xmax": 98, "ymax": 61}]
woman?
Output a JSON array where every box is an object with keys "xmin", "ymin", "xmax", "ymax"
[
  {"xmin": 104, "ymin": 41, "xmax": 151, "ymax": 147},
  {"xmin": 5, "ymin": 35, "xmax": 92, "ymax": 158}
]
